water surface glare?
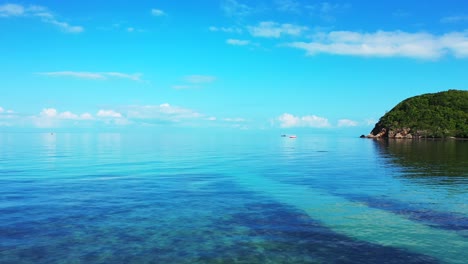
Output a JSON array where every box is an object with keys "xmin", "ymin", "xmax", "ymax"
[{"xmin": 1, "ymin": 133, "xmax": 467, "ymax": 263}]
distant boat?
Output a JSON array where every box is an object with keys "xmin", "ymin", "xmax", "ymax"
[
  {"xmin": 281, "ymin": 134, "xmax": 287, "ymax": 137},
  {"xmin": 289, "ymin": 135, "xmax": 297, "ymax": 138}
]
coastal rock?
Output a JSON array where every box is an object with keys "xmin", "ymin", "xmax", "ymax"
[{"xmin": 368, "ymin": 128, "xmax": 387, "ymax": 138}]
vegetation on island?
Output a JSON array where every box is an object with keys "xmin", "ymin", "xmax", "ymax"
[{"xmin": 368, "ymin": 89, "xmax": 468, "ymax": 138}]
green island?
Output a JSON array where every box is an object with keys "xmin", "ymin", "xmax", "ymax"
[{"xmin": 364, "ymin": 89, "xmax": 468, "ymax": 138}]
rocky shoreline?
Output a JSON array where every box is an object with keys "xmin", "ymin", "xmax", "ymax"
[
  {"xmin": 360, "ymin": 127, "xmax": 464, "ymax": 139},
  {"xmin": 361, "ymin": 127, "xmax": 419, "ymax": 139}
]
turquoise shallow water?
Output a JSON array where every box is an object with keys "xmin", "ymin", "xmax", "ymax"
[{"xmin": 0, "ymin": 132, "xmax": 467, "ymax": 263}]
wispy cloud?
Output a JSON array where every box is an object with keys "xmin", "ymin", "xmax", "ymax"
[
  {"xmin": 222, "ymin": 117, "xmax": 246, "ymax": 122},
  {"xmin": 441, "ymin": 15, "xmax": 468, "ymax": 23},
  {"xmin": 209, "ymin": 26, "xmax": 242, "ymax": 34},
  {"xmin": 0, "ymin": 106, "xmax": 16, "ymax": 127},
  {"xmin": 337, "ymin": 119, "xmax": 358, "ymax": 127},
  {"xmin": 125, "ymin": 104, "xmax": 203, "ymax": 124},
  {"xmin": 124, "ymin": 104, "xmax": 249, "ymax": 128},
  {"xmin": 151, "ymin": 9, "xmax": 166, "ymax": 17},
  {"xmin": 104, "ymin": 72, "xmax": 143, "ymax": 81},
  {"xmin": 248, "ymin": 21, "xmax": 308, "ymax": 38},
  {"xmin": 306, "ymin": 2, "xmax": 350, "ymax": 22},
  {"xmin": 0, "ymin": 3, "xmax": 83, "ymax": 33},
  {"xmin": 0, "ymin": 3, "xmax": 24, "ymax": 16},
  {"xmin": 275, "ymin": 0, "xmax": 300, "ymax": 13},
  {"xmin": 38, "ymin": 71, "xmax": 144, "ymax": 81},
  {"xmin": 288, "ymin": 30, "xmax": 468, "ymax": 59},
  {"xmin": 226, "ymin": 39, "xmax": 250, "ymax": 46},
  {"xmin": 222, "ymin": 0, "xmax": 251, "ymax": 18},
  {"xmin": 277, "ymin": 113, "xmax": 330, "ymax": 128},
  {"xmin": 172, "ymin": 75, "xmax": 216, "ymax": 90},
  {"xmin": 39, "ymin": 71, "xmax": 105, "ymax": 80}
]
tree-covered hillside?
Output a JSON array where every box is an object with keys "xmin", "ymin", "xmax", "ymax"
[{"xmin": 369, "ymin": 90, "xmax": 468, "ymax": 138}]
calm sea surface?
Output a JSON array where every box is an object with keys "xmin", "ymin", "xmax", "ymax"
[{"xmin": 1, "ymin": 132, "xmax": 467, "ymax": 264}]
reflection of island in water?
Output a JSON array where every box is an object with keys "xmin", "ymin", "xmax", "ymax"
[{"xmin": 373, "ymin": 139, "xmax": 468, "ymax": 182}]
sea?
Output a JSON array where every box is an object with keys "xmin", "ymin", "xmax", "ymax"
[{"xmin": 0, "ymin": 132, "xmax": 467, "ymax": 264}]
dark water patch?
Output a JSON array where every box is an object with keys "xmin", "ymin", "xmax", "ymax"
[
  {"xmin": 0, "ymin": 175, "xmax": 440, "ymax": 264},
  {"xmin": 220, "ymin": 202, "xmax": 438, "ymax": 264},
  {"xmin": 341, "ymin": 193, "xmax": 468, "ymax": 233}
]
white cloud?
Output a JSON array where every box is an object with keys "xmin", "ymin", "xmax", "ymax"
[
  {"xmin": 97, "ymin": 110, "xmax": 122, "ymax": 118},
  {"xmin": 33, "ymin": 108, "xmax": 94, "ymax": 127},
  {"xmin": 248, "ymin": 21, "xmax": 308, "ymax": 38},
  {"xmin": 46, "ymin": 19, "xmax": 83, "ymax": 33},
  {"xmin": 222, "ymin": 0, "xmax": 251, "ymax": 18},
  {"xmin": 337, "ymin": 119, "xmax": 358, "ymax": 127},
  {"xmin": 440, "ymin": 32, "xmax": 468, "ymax": 58},
  {"xmin": 278, "ymin": 113, "xmax": 299, "ymax": 128},
  {"xmin": 278, "ymin": 113, "xmax": 330, "ymax": 128},
  {"xmin": 209, "ymin": 26, "xmax": 242, "ymax": 33},
  {"xmin": 158, "ymin": 103, "xmax": 202, "ymax": 118},
  {"xmin": 39, "ymin": 108, "xmax": 93, "ymax": 120},
  {"xmin": 0, "ymin": 3, "xmax": 83, "ymax": 33},
  {"xmin": 59, "ymin": 111, "xmax": 79, "ymax": 120},
  {"xmin": 0, "ymin": 105, "xmax": 253, "ymax": 129},
  {"xmin": 41, "ymin": 108, "xmax": 58, "ymax": 117},
  {"xmin": 288, "ymin": 30, "xmax": 468, "ymax": 59},
  {"xmin": 0, "ymin": 4, "xmax": 24, "ymax": 17},
  {"xmin": 223, "ymin": 118, "xmax": 246, "ymax": 122},
  {"xmin": 104, "ymin": 72, "xmax": 143, "ymax": 81},
  {"xmin": 0, "ymin": 106, "xmax": 17, "ymax": 128},
  {"xmin": 226, "ymin": 39, "xmax": 250, "ymax": 46},
  {"xmin": 80, "ymin": 113, "xmax": 93, "ymax": 120},
  {"xmin": 38, "ymin": 71, "xmax": 143, "ymax": 81},
  {"xmin": 185, "ymin": 75, "xmax": 216, "ymax": 84},
  {"xmin": 151, "ymin": 9, "xmax": 166, "ymax": 16},
  {"xmin": 441, "ymin": 15, "xmax": 468, "ymax": 23},
  {"xmin": 39, "ymin": 71, "xmax": 106, "ymax": 80}
]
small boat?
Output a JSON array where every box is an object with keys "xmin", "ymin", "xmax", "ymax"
[
  {"xmin": 289, "ymin": 135, "xmax": 297, "ymax": 138},
  {"xmin": 281, "ymin": 134, "xmax": 287, "ymax": 137}
]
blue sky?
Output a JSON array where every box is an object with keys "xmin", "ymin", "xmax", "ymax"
[{"xmin": 1, "ymin": 0, "xmax": 467, "ymax": 132}]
